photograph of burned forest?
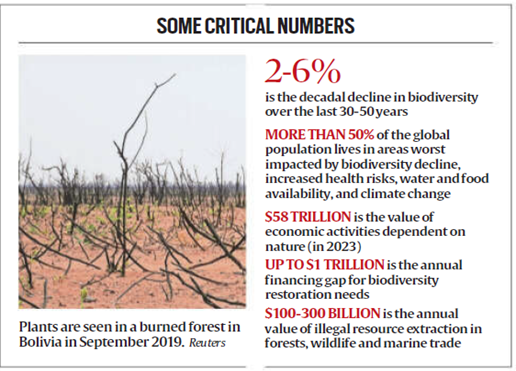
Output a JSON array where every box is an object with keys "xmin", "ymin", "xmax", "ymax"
[{"xmin": 18, "ymin": 56, "xmax": 246, "ymax": 309}]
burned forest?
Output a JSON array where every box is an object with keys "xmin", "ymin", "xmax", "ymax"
[{"xmin": 18, "ymin": 74, "xmax": 246, "ymax": 309}]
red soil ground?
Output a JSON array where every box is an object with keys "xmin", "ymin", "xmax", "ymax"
[{"xmin": 19, "ymin": 205, "xmax": 246, "ymax": 309}]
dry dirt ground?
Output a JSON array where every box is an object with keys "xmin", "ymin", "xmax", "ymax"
[{"xmin": 19, "ymin": 205, "xmax": 246, "ymax": 309}]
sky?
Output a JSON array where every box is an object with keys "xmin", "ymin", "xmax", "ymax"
[{"xmin": 20, "ymin": 55, "xmax": 245, "ymax": 183}]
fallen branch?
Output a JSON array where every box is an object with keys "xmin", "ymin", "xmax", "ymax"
[{"xmin": 114, "ymin": 272, "xmax": 156, "ymax": 307}]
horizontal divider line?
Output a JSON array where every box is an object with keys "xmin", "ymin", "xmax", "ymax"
[
  {"xmin": 3, "ymin": 366, "xmax": 247, "ymax": 369},
  {"xmin": 19, "ymin": 41, "xmax": 494, "ymax": 45},
  {"xmin": 265, "ymin": 366, "xmax": 510, "ymax": 369}
]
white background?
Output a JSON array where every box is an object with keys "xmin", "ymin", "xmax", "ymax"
[{"xmin": 1, "ymin": 3, "xmax": 511, "ymax": 370}]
